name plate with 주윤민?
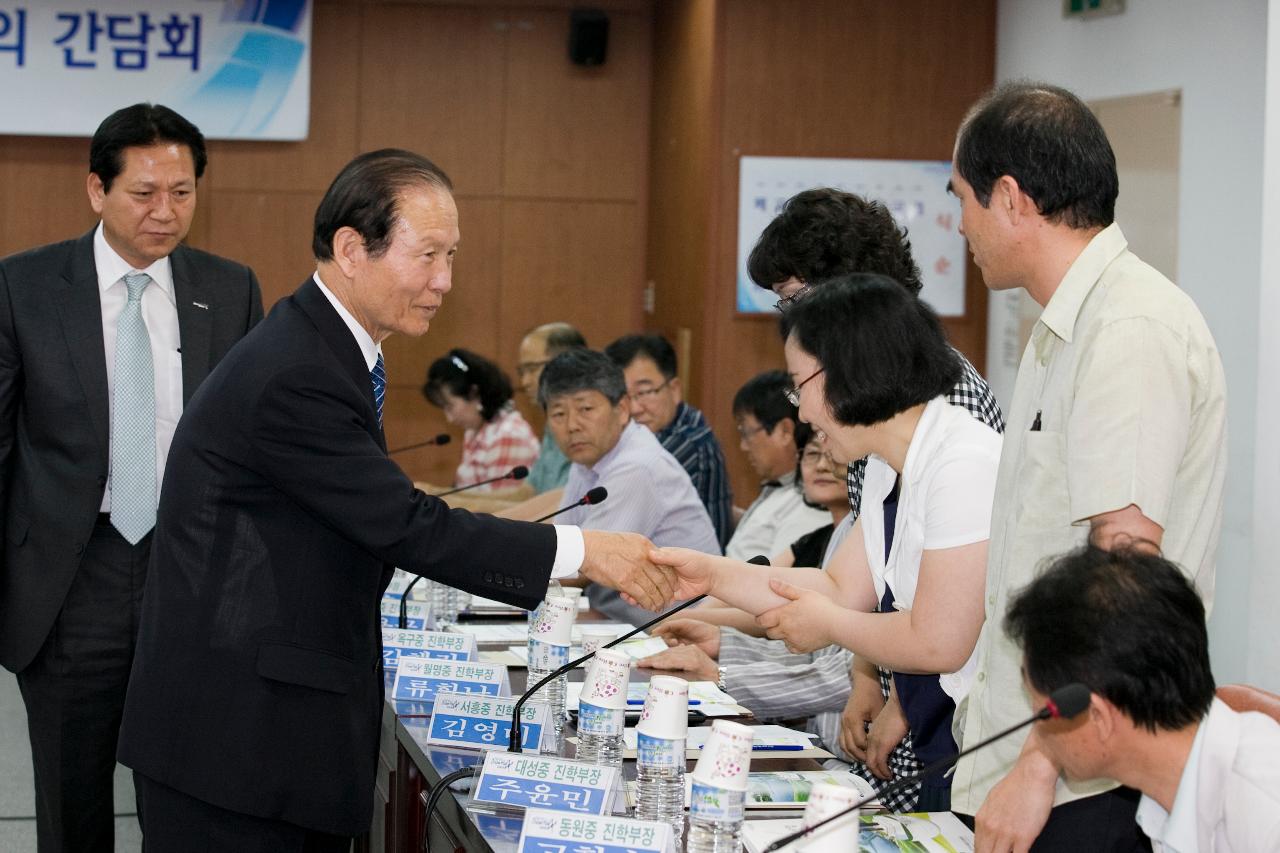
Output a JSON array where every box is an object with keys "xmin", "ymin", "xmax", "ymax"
[
  {"xmin": 472, "ymin": 752, "xmax": 621, "ymax": 816},
  {"xmin": 380, "ymin": 598, "xmax": 432, "ymax": 631},
  {"xmin": 517, "ymin": 808, "xmax": 674, "ymax": 853},
  {"xmin": 381, "ymin": 627, "xmax": 477, "ymax": 670},
  {"xmin": 390, "ymin": 657, "xmax": 510, "ymax": 704},
  {"xmin": 425, "ymin": 690, "xmax": 549, "ymax": 752}
]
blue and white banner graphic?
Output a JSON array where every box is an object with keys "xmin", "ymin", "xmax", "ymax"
[{"xmin": 0, "ymin": 0, "xmax": 310, "ymax": 139}]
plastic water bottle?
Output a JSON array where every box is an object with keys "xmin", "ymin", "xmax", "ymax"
[
  {"xmin": 686, "ymin": 780, "xmax": 745, "ymax": 853},
  {"xmin": 635, "ymin": 732, "xmax": 686, "ymax": 837},
  {"xmin": 526, "ymin": 641, "xmax": 569, "ymax": 751},
  {"xmin": 430, "ymin": 581, "xmax": 458, "ymax": 629},
  {"xmin": 575, "ymin": 702, "xmax": 625, "ymax": 769}
]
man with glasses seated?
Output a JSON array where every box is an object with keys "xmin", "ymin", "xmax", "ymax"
[
  {"xmin": 605, "ymin": 334, "xmax": 732, "ymax": 547},
  {"xmin": 515, "ymin": 322, "xmax": 587, "ymax": 494},
  {"xmin": 724, "ymin": 370, "xmax": 830, "ymax": 561}
]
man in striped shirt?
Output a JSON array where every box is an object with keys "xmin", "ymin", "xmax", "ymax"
[{"xmin": 605, "ymin": 334, "xmax": 733, "ymax": 548}]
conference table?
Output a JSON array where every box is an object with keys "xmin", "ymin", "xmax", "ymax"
[{"xmin": 376, "ymin": 616, "xmax": 825, "ymax": 853}]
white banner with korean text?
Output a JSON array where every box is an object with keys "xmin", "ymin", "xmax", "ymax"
[
  {"xmin": 0, "ymin": 0, "xmax": 310, "ymax": 140},
  {"xmin": 736, "ymin": 156, "xmax": 966, "ymax": 316}
]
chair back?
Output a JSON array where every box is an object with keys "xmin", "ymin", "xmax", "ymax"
[{"xmin": 1216, "ymin": 684, "xmax": 1280, "ymax": 724}]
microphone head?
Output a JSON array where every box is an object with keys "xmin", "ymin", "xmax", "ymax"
[
  {"xmin": 510, "ymin": 465, "xmax": 529, "ymax": 480},
  {"xmin": 1046, "ymin": 683, "xmax": 1091, "ymax": 719},
  {"xmin": 434, "ymin": 433, "xmax": 452, "ymax": 446},
  {"xmin": 746, "ymin": 554, "xmax": 771, "ymax": 565},
  {"xmin": 583, "ymin": 486, "xmax": 608, "ymax": 505}
]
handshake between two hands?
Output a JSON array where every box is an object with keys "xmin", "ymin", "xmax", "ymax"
[{"xmin": 577, "ymin": 531, "xmax": 709, "ymax": 612}]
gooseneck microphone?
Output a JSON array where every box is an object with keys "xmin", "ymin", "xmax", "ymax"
[
  {"xmin": 507, "ymin": 554, "xmax": 772, "ymax": 752},
  {"xmin": 436, "ymin": 465, "xmax": 529, "ymax": 497},
  {"xmin": 388, "ymin": 433, "xmax": 451, "ymax": 454},
  {"xmin": 532, "ymin": 486, "xmax": 608, "ymax": 523},
  {"xmin": 761, "ymin": 682, "xmax": 1093, "ymax": 853}
]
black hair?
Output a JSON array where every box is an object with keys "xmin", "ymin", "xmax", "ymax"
[
  {"xmin": 538, "ymin": 348, "xmax": 628, "ymax": 409},
  {"xmin": 1005, "ymin": 545, "xmax": 1214, "ymax": 733},
  {"xmin": 747, "ymin": 188, "xmax": 923, "ymax": 295},
  {"xmin": 603, "ymin": 334, "xmax": 678, "ymax": 379},
  {"xmin": 313, "ymin": 148, "xmax": 453, "ymax": 261},
  {"xmin": 955, "ymin": 81, "xmax": 1117, "ymax": 230},
  {"xmin": 780, "ymin": 274, "xmax": 959, "ymax": 427},
  {"xmin": 89, "ymin": 103, "xmax": 207, "ymax": 192},
  {"xmin": 732, "ymin": 370, "xmax": 801, "ymax": 442},
  {"xmin": 422, "ymin": 348, "xmax": 514, "ymax": 422}
]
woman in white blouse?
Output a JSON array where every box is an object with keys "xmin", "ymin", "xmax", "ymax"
[{"xmin": 651, "ymin": 274, "xmax": 1002, "ymax": 809}]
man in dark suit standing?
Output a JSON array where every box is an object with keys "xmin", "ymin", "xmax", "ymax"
[
  {"xmin": 0, "ymin": 104, "xmax": 264, "ymax": 852},
  {"xmin": 117, "ymin": 149, "xmax": 675, "ymax": 851}
]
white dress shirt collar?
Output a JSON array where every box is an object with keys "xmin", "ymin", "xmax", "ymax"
[
  {"xmin": 312, "ymin": 271, "xmax": 381, "ymax": 371},
  {"xmin": 93, "ymin": 222, "xmax": 174, "ymax": 300},
  {"xmin": 1135, "ymin": 714, "xmax": 1208, "ymax": 853}
]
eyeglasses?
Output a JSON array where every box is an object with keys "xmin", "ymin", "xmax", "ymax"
[
  {"xmin": 784, "ymin": 367, "xmax": 824, "ymax": 406},
  {"xmin": 774, "ymin": 283, "xmax": 814, "ymax": 312},
  {"xmin": 627, "ymin": 378, "xmax": 671, "ymax": 404},
  {"xmin": 515, "ymin": 360, "xmax": 550, "ymax": 377},
  {"xmin": 736, "ymin": 422, "xmax": 766, "ymax": 441}
]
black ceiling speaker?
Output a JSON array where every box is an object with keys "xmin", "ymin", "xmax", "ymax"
[{"xmin": 569, "ymin": 9, "xmax": 609, "ymax": 67}]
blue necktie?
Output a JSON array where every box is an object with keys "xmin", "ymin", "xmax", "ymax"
[
  {"xmin": 371, "ymin": 353, "xmax": 386, "ymax": 428},
  {"xmin": 110, "ymin": 272, "xmax": 156, "ymax": 544}
]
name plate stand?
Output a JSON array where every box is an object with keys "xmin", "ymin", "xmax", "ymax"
[
  {"xmin": 381, "ymin": 627, "xmax": 477, "ymax": 671},
  {"xmin": 390, "ymin": 657, "xmax": 510, "ymax": 705},
  {"xmin": 472, "ymin": 752, "xmax": 623, "ymax": 816},
  {"xmin": 426, "ymin": 690, "xmax": 549, "ymax": 753},
  {"xmin": 517, "ymin": 808, "xmax": 674, "ymax": 853}
]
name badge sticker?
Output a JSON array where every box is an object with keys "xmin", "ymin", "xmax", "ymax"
[
  {"xmin": 390, "ymin": 657, "xmax": 510, "ymax": 704},
  {"xmin": 426, "ymin": 690, "xmax": 549, "ymax": 752},
  {"xmin": 517, "ymin": 807, "xmax": 674, "ymax": 853},
  {"xmin": 473, "ymin": 752, "xmax": 621, "ymax": 816}
]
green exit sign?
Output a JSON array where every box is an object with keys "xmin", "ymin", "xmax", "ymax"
[{"xmin": 1064, "ymin": 0, "xmax": 1125, "ymax": 17}]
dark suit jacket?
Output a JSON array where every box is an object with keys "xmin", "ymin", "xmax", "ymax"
[
  {"xmin": 118, "ymin": 277, "xmax": 558, "ymax": 836},
  {"xmin": 0, "ymin": 229, "xmax": 263, "ymax": 672}
]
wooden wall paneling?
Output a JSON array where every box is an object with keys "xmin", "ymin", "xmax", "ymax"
[
  {"xmin": 204, "ymin": 2, "xmax": 362, "ymax": 194},
  {"xmin": 0, "ymin": 136, "xmax": 101, "ymax": 258},
  {"xmin": 497, "ymin": 199, "xmax": 645, "ymax": 427},
  {"xmin": 358, "ymin": 4, "xmax": 508, "ymax": 196},
  {"xmin": 204, "ymin": 190, "xmax": 324, "ymax": 309},
  {"xmin": 703, "ymin": 0, "xmax": 996, "ymax": 503},
  {"xmin": 646, "ymin": 0, "xmax": 719, "ymax": 405},
  {"xmin": 502, "ymin": 8, "xmax": 652, "ymax": 201}
]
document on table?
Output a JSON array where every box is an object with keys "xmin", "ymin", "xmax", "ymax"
[
  {"xmin": 741, "ymin": 811, "xmax": 974, "ymax": 853},
  {"xmin": 505, "ymin": 635, "xmax": 666, "ymax": 667}
]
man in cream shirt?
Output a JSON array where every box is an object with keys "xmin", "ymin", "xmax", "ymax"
[{"xmin": 945, "ymin": 82, "xmax": 1227, "ymax": 851}]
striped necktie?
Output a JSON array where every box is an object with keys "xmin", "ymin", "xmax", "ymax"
[
  {"xmin": 371, "ymin": 353, "xmax": 386, "ymax": 428},
  {"xmin": 110, "ymin": 272, "xmax": 156, "ymax": 544}
]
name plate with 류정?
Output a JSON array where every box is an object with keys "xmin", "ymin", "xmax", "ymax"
[
  {"xmin": 390, "ymin": 657, "xmax": 510, "ymax": 704},
  {"xmin": 473, "ymin": 752, "xmax": 621, "ymax": 815},
  {"xmin": 381, "ymin": 627, "xmax": 477, "ymax": 669},
  {"xmin": 426, "ymin": 690, "xmax": 549, "ymax": 752},
  {"xmin": 380, "ymin": 598, "xmax": 432, "ymax": 631},
  {"xmin": 517, "ymin": 808, "xmax": 674, "ymax": 853}
]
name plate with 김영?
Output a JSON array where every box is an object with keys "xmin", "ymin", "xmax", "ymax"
[
  {"xmin": 381, "ymin": 627, "xmax": 477, "ymax": 669},
  {"xmin": 426, "ymin": 690, "xmax": 549, "ymax": 752},
  {"xmin": 517, "ymin": 808, "xmax": 675, "ymax": 853},
  {"xmin": 379, "ymin": 598, "xmax": 432, "ymax": 631},
  {"xmin": 390, "ymin": 657, "xmax": 510, "ymax": 704},
  {"xmin": 472, "ymin": 752, "xmax": 622, "ymax": 816}
]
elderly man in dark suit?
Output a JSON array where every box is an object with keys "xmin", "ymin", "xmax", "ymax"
[
  {"xmin": 117, "ymin": 149, "xmax": 675, "ymax": 851},
  {"xmin": 0, "ymin": 104, "xmax": 264, "ymax": 852}
]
